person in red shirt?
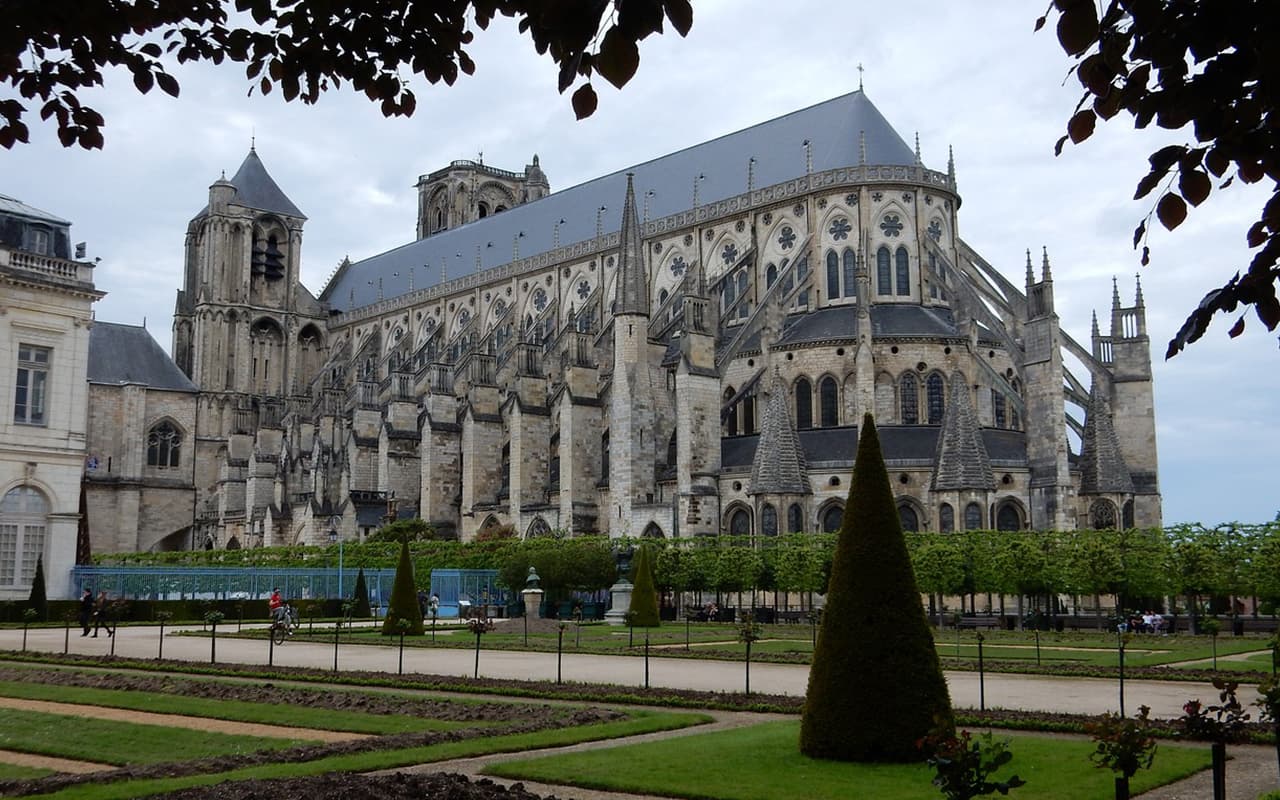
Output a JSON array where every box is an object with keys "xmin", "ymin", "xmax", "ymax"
[{"xmin": 269, "ymin": 588, "xmax": 284, "ymax": 624}]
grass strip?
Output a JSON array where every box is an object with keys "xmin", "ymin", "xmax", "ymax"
[
  {"xmin": 0, "ymin": 765, "xmax": 51, "ymax": 782},
  {"xmin": 0, "ymin": 680, "xmax": 467, "ymax": 735},
  {"xmin": 19, "ymin": 711, "xmax": 709, "ymax": 800},
  {"xmin": 486, "ymin": 719, "xmax": 1213, "ymax": 800},
  {"xmin": 0, "ymin": 708, "xmax": 309, "ymax": 767}
]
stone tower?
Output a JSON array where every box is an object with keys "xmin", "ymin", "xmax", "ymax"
[
  {"xmin": 1020, "ymin": 249, "xmax": 1073, "ymax": 530},
  {"xmin": 415, "ymin": 154, "xmax": 551, "ymax": 239}
]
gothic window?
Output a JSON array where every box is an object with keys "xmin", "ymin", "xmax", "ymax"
[
  {"xmin": 729, "ymin": 508, "xmax": 751, "ymax": 537},
  {"xmin": 642, "ymin": 523, "xmax": 665, "ymax": 538},
  {"xmin": 794, "ymin": 378, "xmax": 813, "ymax": 430},
  {"xmin": 876, "ymin": 246, "xmax": 891, "ymax": 295},
  {"xmin": 600, "ymin": 431, "xmax": 610, "ymax": 481},
  {"xmin": 532, "ymin": 288, "xmax": 547, "ymax": 313},
  {"xmin": 895, "ymin": 246, "xmax": 910, "ymax": 296},
  {"xmin": 993, "ymin": 391, "xmax": 1007, "ymax": 429},
  {"xmin": 900, "ymin": 373, "xmax": 919, "ymax": 424},
  {"xmin": 819, "ymin": 377, "xmax": 839, "ymax": 427},
  {"xmin": 787, "ymin": 503, "xmax": 804, "ymax": 533},
  {"xmin": 926, "ymin": 373, "xmax": 945, "ymax": 424},
  {"xmin": 549, "ymin": 432, "xmax": 560, "ymax": 491},
  {"xmin": 500, "ymin": 442, "xmax": 511, "ymax": 494},
  {"xmin": 964, "ymin": 502, "xmax": 982, "ymax": 530},
  {"xmin": 939, "ymin": 503, "xmax": 955, "ymax": 533},
  {"xmin": 928, "ymin": 219, "xmax": 943, "ymax": 242},
  {"xmin": 670, "ymin": 256, "xmax": 687, "ymax": 277},
  {"xmin": 0, "ymin": 486, "xmax": 48, "ymax": 588},
  {"xmin": 721, "ymin": 274, "xmax": 736, "ymax": 317},
  {"xmin": 658, "ymin": 288, "xmax": 669, "ymax": 308},
  {"xmin": 842, "ymin": 249, "xmax": 857, "ymax": 299},
  {"xmin": 795, "ymin": 256, "xmax": 810, "ymax": 306},
  {"xmin": 826, "ymin": 250, "xmax": 840, "ymax": 299},
  {"xmin": 1123, "ymin": 499, "xmax": 1135, "ymax": 529},
  {"xmin": 996, "ymin": 502, "xmax": 1022, "ymax": 531},
  {"xmin": 736, "ymin": 270, "xmax": 750, "ymax": 319},
  {"xmin": 898, "ymin": 504, "xmax": 920, "ymax": 532},
  {"xmin": 724, "ymin": 387, "xmax": 738, "ymax": 436},
  {"xmin": 766, "ymin": 263, "xmax": 777, "ymax": 288},
  {"xmin": 879, "ymin": 213, "xmax": 904, "ymax": 237},
  {"xmin": 13, "ymin": 344, "xmax": 49, "ymax": 426},
  {"xmin": 778, "ymin": 225, "xmax": 797, "ymax": 249},
  {"xmin": 821, "ymin": 504, "xmax": 843, "ymax": 533},
  {"xmin": 761, "ymin": 504, "xmax": 778, "ymax": 536},
  {"xmin": 667, "ymin": 430, "xmax": 677, "ymax": 466},
  {"xmin": 146, "ymin": 421, "xmax": 182, "ymax": 468},
  {"xmin": 929, "ymin": 252, "xmax": 939, "ymax": 299},
  {"xmin": 527, "ymin": 517, "xmax": 552, "ymax": 538},
  {"xmin": 722, "ymin": 242, "xmax": 739, "ymax": 265},
  {"xmin": 829, "ymin": 217, "xmax": 852, "ymax": 240},
  {"xmin": 1090, "ymin": 499, "xmax": 1118, "ymax": 530},
  {"xmin": 743, "ymin": 395, "xmax": 757, "ymax": 435}
]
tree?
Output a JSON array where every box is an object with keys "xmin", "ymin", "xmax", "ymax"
[
  {"xmin": 800, "ymin": 414, "xmax": 953, "ymax": 762},
  {"xmin": 367, "ymin": 518, "xmax": 434, "ymax": 543},
  {"xmin": 381, "ymin": 539, "xmax": 424, "ymax": 636},
  {"xmin": 1, "ymin": 0, "xmax": 693, "ymax": 150},
  {"xmin": 350, "ymin": 567, "xmax": 372, "ymax": 618},
  {"xmin": 1040, "ymin": 0, "xmax": 1280, "ymax": 357},
  {"xmin": 27, "ymin": 555, "xmax": 48, "ymax": 621},
  {"xmin": 627, "ymin": 542, "xmax": 661, "ymax": 688}
]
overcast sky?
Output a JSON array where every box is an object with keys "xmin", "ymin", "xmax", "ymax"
[{"xmin": 3, "ymin": 0, "xmax": 1275, "ymax": 525}]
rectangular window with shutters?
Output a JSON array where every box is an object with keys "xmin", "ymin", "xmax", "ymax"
[{"xmin": 14, "ymin": 344, "xmax": 50, "ymax": 426}]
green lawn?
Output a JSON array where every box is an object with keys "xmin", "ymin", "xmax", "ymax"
[
  {"xmin": 485, "ymin": 720, "xmax": 1212, "ymax": 800},
  {"xmin": 0, "ymin": 709, "xmax": 312, "ymax": 766},
  {"xmin": 0, "ymin": 762, "xmax": 53, "ymax": 781},
  {"xmin": 0, "ymin": 680, "xmax": 473, "ymax": 735},
  {"xmin": 18, "ymin": 711, "xmax": 710, "ymax": 800}
]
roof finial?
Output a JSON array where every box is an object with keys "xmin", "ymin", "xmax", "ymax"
[
  {"xmin": 1091, "ymin": 309, "xmax": 1100, "ymax": 336},
  {"xmin": 947, "ymin": 145, "xmax": 956, "ymax": 185},
  {"xmin": 1025, "ymin": 249, "xmax": 1034, "ymax": 286},
  {"xmin": 250, "ymin": 128, "xmax": 255, "ymax": 151},
  {"xmin": 802, "ymin": 139, "xmax": 812, "ymax": 176},
  {"xmin": 1111, "ymin": 276, "xmax": 1121, "ymax": 309},
  {"xmin": 858, "ymin": 130, "xmax": 867, "ymax": 166},
  {"xmin": 857, "ymin": 62, "xmax": 864, "ymax": 92},
  {"xmin": 914, "ymin": 132, "xmax": 922, "ymax": 166},
  {"xmin": 1041, "ymin": 246, "xmax": 1052, "ymax": 281},
  {"xmin": 1134, "ymin": 273, "xmax": 1144, "ymax": 307}
]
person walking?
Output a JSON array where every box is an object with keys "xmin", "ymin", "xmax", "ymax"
[
  {"xmin": 78, "ymin": 588, "xmax": 93, "ymax": 636},
  {"xmin": 92, "ymin": 590, "xmax": 113, "ymax": 637}
]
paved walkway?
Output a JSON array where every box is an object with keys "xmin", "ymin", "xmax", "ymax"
[{"xmin": 0, "ymin": 622, "xmax": 1260, "ymax": 719}]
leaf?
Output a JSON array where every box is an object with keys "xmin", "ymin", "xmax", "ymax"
[
  {"xmin": 1246, "ymin": 221, "xmax": 1267, "ymax": 248},
  {"xmin": 595, "ymin": 27, "xmax": 640, "ymax": 90},
  {"xmin": 1205, "ymin": 148, "xmax": 1229, "ymax": 177},
  {"xmin": 1134, "ymin": 171, "xmax": 1162, "ymax": 200},
  {"xmin": 1054, "ymin": 133, "xmax": 1069, "ymax": 156},
  {"xmin": 155, "ymin": 72, "xmax": 179, "ymax": 98},
  {"xmin": 1132, "ymin": 220, "xmax": 1146, "ymax": 248},
  {"xmin": 1034, "ymin": 15, "xmax": 1047, "ymax": 32},
  {"xmin": 133, "ymin": 70, "xmax": 154, "ymax": 94},
  {"xmin": 1227, "ymin": 316, "xmax": 1245, "ymax": 337},
  {"xmin": 1157, "ymin": 193, "xmax": 1187, "ymax": 230},
  {"xmin": 1141, "ymin": 246, "xmax": 1150, "ymax": 266},
  {"xmin": 1179, "ymin": 169, "xmax": 1210, "ymax": 206},
  {"xmin": 1067, "ymin": 109, "xmax": 1096, "ymax": 143},
  {"xmin": 571, "ymin": 82, "xmax": 597, "ymax": 119},
  {"xmin": 664, "ymin": 0, "xmax": 693, "ymax": 36},
  {"xmin": 1057, "ymin": 4, "xmax": 1099, "ymax": 56}
]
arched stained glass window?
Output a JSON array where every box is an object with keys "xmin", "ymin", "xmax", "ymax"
[
  {"xmin": 821, "ymin": 505, "xmax": 843, "ymax": 533},
  {"xmin": 737, "ymin": 270, "xmax": 750, "ymax": 319},
  {"xmin": 900, "ymin": 373, "xmax": 919, "ymax": 424},
  {"xmin": 761, "ymin": 504, "xmax": 778, "ymax": 536},
  {"xmin": 601, "ymin": 431, "xmax": 610, "ymax": 480},
  {"xmin": 826, "ymin": 250, "xmax": 840, "ymax": 299},
  {"xmin": 992, "ymin": 391, "xmax": 1007, "ymax": 429},
  {"xmin": 743, "ymin": 395, "xmax": 757, "ymax": 435},
  {"xmin": 898, "ymin": 504, "xmax": 920, "ymax": 532},
  {"xmin": 788, "ymin": 503, "xmax": 804, "ymax": 533},
  {"xmin": 724, "ymin": 387, "xmax": 738, "ymax": 436},
  {"xmin": 964, "ymin": 502, "xmax": 982, "ymax": 530},
  {"xmin": 795, "ymin": 378, "xmax": 813, "ymax": 430},
  {"xmin": 842, "ymin": 249, "xmax": 857, "ymax": 299},
  {"xmin": 729, "ymin": 508, "xmax": 751, "ymax": 536},
  {"xmin": 996, "ymin": 503, "xmax": 1022, "ymax": 531},
  {"xmin": 146, "ymin": 421, "xmax": 182, "ymax": 468},
  {"xmin": 939, "ymin": 503, "xmax": 955, "ymax": 533},
  {"xmin": 819, "ymin": 377, "xmax": 839, "ymax": 427},
  {"xmin": 1090, "ymin": 499, "xmax": 1118, "ymax": 530},
  {"xmin": 926, "ymin": 373, "xmax": 945, "ymax": 424},
  {"xmin": 766, "ymin": 263, "xmax": 778, "ymax": 288},
  {"xmin": 876, "ymin": 246, "xmax": 891, "ymax": 295},
  {"xmin": 1122, "ymin": 500, "xmax": 1135, "ymax": 529},
  {"xmin": 895, "ymin": 246, "xmax": 910, "ymax": 296}
]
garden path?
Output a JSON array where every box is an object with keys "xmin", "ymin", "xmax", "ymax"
[{"xmin": 0, "ymin": 750, "xmax": 110, "ymax": 774}]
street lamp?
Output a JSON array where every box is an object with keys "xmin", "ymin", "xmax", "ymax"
[{"xmin": 328, "ymin": 525, "xmax": 344, "ymax": 599}]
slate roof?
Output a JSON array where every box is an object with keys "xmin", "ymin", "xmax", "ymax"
[
  {"xmin": 733, "ymin": 304, "xmax": 965, "ymax": 353},
  {"xmin": 932, "ymin": 372, "xmax": 996, "ymax": 490},
  {"xmin": 87, "ymin": 322, "xmax": 197, "ymax": 391},
  {"xmin": 722, "ymin": 425, "xmax": 1027, "ymax": 471},
  {"xmin": 1077, "ymin": 383, "xmax": 1134, "ymax": 494},
  {"xmin": 748, "ymin": 371, "xmax": 811, "ymax": 495},
  {"xmin": 198, "ymin": 148, "xmax": 305, "ymax": 219},
  {"xmin": 0, "ymin": 193, "xmax": 70, "ymax": 226},
  {"xmin": 614, "ymin": 174, "xmax": 647, "ymax": 314},
  {"xmin": 323, "ymin": 90, "xmax": 917, "ymax": 311}
]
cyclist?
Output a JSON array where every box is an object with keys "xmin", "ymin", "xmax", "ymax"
[{"xmin": 269, "ymin": 587, "xmax": 292, "ymax": 634}]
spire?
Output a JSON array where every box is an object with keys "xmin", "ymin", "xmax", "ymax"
[
  {"xmin": 614, "ymin": 173, "xmax": 648, "ymax": 315},
  {"xmin": 225, "ymin": 148, "xmax": 305, "ymax": 218},
  {"xmin": 1025, "ymin": 249, "xmax": 1035, "ymax": 287},
  {"xmin": 749, "ymin": 370, "xmax": 811, "ymax": 496},
  {"xmin": 931, "ymin": 372, "xmax": 995, "ymax": 491},
  {"xmin": 1041, "ymin": 246, "xmax": 1052, "ymax": 281},
  {"xmin": 1091, "ymin": 309, "xmax": 1100, "ymax": 337},
  {"xmin": 1078, "ymin": 380, "xmax": 1134, "ymax": 495},
  {"xmin": 859, "ymin": 130, "xmax": 867, "ymax": 166},
  {"xmin": 914, "ymin": 132, "xmax": 922, "ymax": 166},
  {"xmin": 1111, "ymin": 276, "xmax": 1121, "ymax": 310},
  {"xmin": 947, "ymin": 145, "xmax": 956, "ymax": 185},
  {"xmin": 1134, "ymin": 273, "xmax": 1144, "ymax": 307}
]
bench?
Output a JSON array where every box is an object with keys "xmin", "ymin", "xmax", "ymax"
[{"xmin": 954, "ymin": 617, "xmax": 1001, "ymax": 630}]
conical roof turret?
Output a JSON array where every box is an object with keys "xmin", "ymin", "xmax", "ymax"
[
  {"xmin": 613, "ymin": 173, "xmax": 648, "ymax": 315},
  {"xmin": 931, "ymin": 372, "xmax": 995, "ymax": 491},
  {"xmin": 1078, "ymin": 381, "xmax": 1134, "ymax": 495},
  {"xmin": 225, "ymin": 148, "xmax": 306, "ymax": 219},
  {"xmin": 749, "ymin": 370, "xmax": 811, "ymax": 496}
]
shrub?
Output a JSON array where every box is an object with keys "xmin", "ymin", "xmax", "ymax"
[
  {"xmin": 367, "ymin": 518, "xmax": 434, "ymax": 543},
  {"xmin": 800, "ymin": 413, "xmax": 953, "ymax": 761},
  {"xmin": 351, "ymin": 568, "xmax": 372, "ymax": 618},
  {"xmin": 918, "ymin": 719, "xmax": 1025, "ymax": 800},
  {"xmin": 1086, "ymin": 705, "xmax": 1158, "ymax": 785},
  {"xmin": 27, "ymin": 555, "xmax": 47, "ymax": 620},
  {"xmin": 381, "ymin": 540, "xmax": 424, "ymax": 636},
  {"xmin": 627, "ymin": 544, "xmax": 660, "ymax": 628}
]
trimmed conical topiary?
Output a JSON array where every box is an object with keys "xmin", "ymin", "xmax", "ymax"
[
  {"xmin": 800, "ymin": 413, "xmax": 953, "ymax": 761},
  {"xmin": 351, "ymin": 567, "xmax": 372, "ymax": 618},
  {"xmin": 27, "ymin": 555, "xmax": 47, "ymax": 621},
  {"xmin": 627, "ymin": 544, "xmax": 661, "ymax": 627},
  {"xmin": 381, "ymin": 540, "xmax": 424, "ymax": 636}
]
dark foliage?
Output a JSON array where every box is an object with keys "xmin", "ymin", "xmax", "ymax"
[
  {"xmin": 1, "ymin": 0, "xmax": 693, "ymax": 149},
  {"xmin": 1040, "ymin": 0, "xmax": 1280, "ymax": 356},
  {"xmin": 367, "ymin": 519, "xmax": 433, "ymax": 544},
  {"xmin": 350, "ymin": 567, "xmax": 371, "ymax": 618},
  {"xmin": 918, "ymin": 719, "xmax": 1025, "ymax": 800},
  {"xmin": 627, "ymin": 544, "xmax": 660, "ymax": 627},
  {"xmin": 381, "ymin": 541, "xmax": 424, "ymax": 636},
  {"xmin": 800, "ymin": 413, "xmax": 953, "ymax": 761},
  {"xmin": 1087, "ymin": 705, "xmax": 1158, "ymax": 779},
  {"xmin": 26, "ymin": 556, "xmax": 47, "ymax": 621}
]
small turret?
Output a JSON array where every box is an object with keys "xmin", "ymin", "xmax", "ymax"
[{"xmin": 613, "ymin": 173, "xmax": 648, "ymax": 317}]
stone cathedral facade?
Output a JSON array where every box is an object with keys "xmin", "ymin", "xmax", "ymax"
[{"xmin": 110, "ymin": 90, "xmax": 1158, "ymax": 551}]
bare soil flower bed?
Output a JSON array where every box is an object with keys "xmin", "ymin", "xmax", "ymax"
[{"xmin": 151, "ymin": 772, "xmax": 549, "ymax": 800}]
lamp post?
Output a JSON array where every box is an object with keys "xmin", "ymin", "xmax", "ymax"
[{"xmin": 328, "ymin": 525, "xmax": 344, "ymax": 599}]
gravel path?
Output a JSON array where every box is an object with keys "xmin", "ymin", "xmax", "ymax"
[
  {"xmin": 0, "ymin": 750, "xmax": 110, "ymax": 775},
  {"xmin": 0, "ymin": 697, "xmax": 368, "ymax": 742}
]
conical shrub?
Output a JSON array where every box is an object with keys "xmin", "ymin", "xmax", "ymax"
[
  {"xmin": 27, "ymin": 555, "xmax": 47, "ymax": 620},
  {"xmin": 800, "ymin": 413, "xmax": 952, "ymax": 761},
  {"xmin": 351, "ymin": 567, "xmax": 372, "ymax": 618},
  {"xmin": 628, "ymin": 544, "xmax": 661, "ymax": 627},
  {"xmin": 381, "ymin": 540, "xmax": 424, "ymax": 635}
]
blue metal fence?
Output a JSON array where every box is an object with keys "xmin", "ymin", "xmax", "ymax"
[
  {"xmin": 427, "ymin": 569, "xmax": 508, "ymax": 618},
  {"xmin": 70, "ymin": 566, "xmax": 399, "ymax": 606}
]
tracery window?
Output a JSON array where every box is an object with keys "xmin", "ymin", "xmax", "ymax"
[
  {"xmin": 761, "ymin": 504, "xmax": 778, "ymax": 536},
  {"xmin": 819, "ymin": 377, "xmax": 839, "ymax": 427},
  {"xmin": 795, "ymin": 378, "xmax": 813, "ymax": 430},
  {"xmin": 895, "ymin": 246, "xmax": 910, "ymax": 296},
  {"xmin": 939, "ymin": 503, "xmax": 955, "ymax": 533},
  {"xmin": 826, "ymin": 251, "xmax": 840, "ymax": 299},
  {"xmin": 1090, "ymin": 499, "xmax": 1118, "ymax": 530},
  {"xmin": 729, "ymin": 508, "xmax": 751, "ymax": 537},
  {"xmin": 788, "ymin": 503, "xmax": 804, "ymax": 533},
  {"xmin": 992, "ymin": 391, "xmax": 1007, "ymax": 429},
  {"xmin": 996, "ymin": 503, "xmax": 1022, "ymax": 531},
  {"xmin": 842, "ymin": 249, "xmax": 857, "ymax": 299},
  {"xmin": 724, "ymin": 387, "xmax": 738, "ymax": 436},
  {"xmin": 146, "ymin": 421, "xmax": 182, "ymax": 468},
  {"xmin": 900, "ymin": 373, "xmax": 919, "ymax": 424},
  {"xmin": 876, "ymin": 246, "xmax": 891, "ymax": 295},
  {"xmin": 926, "ymin": 373, "xmax": 945, "ymax": 424},
  {"xmin": 964, "ymin": 502, "xmax": 982, "ymax": 530}
]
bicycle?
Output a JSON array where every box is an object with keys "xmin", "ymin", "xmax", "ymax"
[{"xmin": 270, "ymin": 605, "xmax": 297, "ymax": 645}]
